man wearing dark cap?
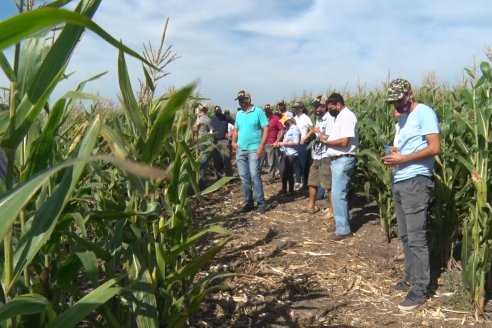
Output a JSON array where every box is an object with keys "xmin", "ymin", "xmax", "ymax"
[
  {"xmin": 383, "ymin": 79, "xmax": 440, "ymax": 311},
  {"xmin": 264, "ymin": 104, "xmax": 285, "ymax": 184},
  {"xmin": 210, "ymin": 105, "xmax": 233, "ymax": 178},
  {"xmin": 232, "ymin": 90, "xmax": 270, "ymax": 214}
]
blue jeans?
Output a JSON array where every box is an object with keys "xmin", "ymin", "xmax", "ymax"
[
  {"xmin": 236, "ymin": 149, "xmax": 266, "ymax": 209},
  {"xmin": 331, "ymin": 156, "xmax": 355, "ymax": 235},
  {"xmin": 295, "ymin": 144, "xmax": 308, "ymax": 184},
  {"xmin": 393, "ymin": 175, "xmax": 433, "ymax": 295}
]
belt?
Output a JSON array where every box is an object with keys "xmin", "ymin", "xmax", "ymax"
[{"xmin": 330, "ymin": 154, "xmax": 355, "ymax": 160}]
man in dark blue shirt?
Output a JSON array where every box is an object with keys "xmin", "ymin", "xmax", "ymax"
[{"xmin": 210, "ymin": 105, "xmax": 233, "ymax": 178}]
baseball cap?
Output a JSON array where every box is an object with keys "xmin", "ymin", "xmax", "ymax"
[
  {"xmin": 311, "ymin": 95, "xmax": 327, "ymax": 106},
  {"xmin": 235, "ymin": 90, "xmax": 251, "ymax": 100},
  {"xmin": 214, "ymin": 105, "xmax": 222, "ymax": 113},
  {"xmin": 286, "ymin": 111, "xmax": 294, "ymax": 119},
  {"xmin": 277, "ymin": 99, "xmax": 286, "ymax": 106},
  {"xmin": 264, "ymin": 104, "xmax": 271, "ymax": 110},
  {"xmin": 385, "ymin": 79, "xmax": 412, "ymax": 103}
]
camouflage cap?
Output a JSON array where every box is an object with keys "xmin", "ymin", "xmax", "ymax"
[
  {"xmin": 277, "ymin": 99, "xmax": 286, "ymax": 106},
  {"xmin": 235, "ymin": 90, "xmax": 251, "ymax": 100},
  {"xmin": 214, "ymin": 105, "xmax": 222, "ymax": 113},
  {"xmin": 311, "ymin": 95, "xmax": 327, "ymax": 106},
  {"xmin": 264, "ymin": 104, "xmax": 271, "ymax": 110},
  {"xmin": 386, "ymin": 79, "xmax": 412, "ymax": 103}
]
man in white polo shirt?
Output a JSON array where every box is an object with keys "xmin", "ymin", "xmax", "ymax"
[{"xmin": 320, "ymin": 92, "xmax": 358, "ymax": 241}]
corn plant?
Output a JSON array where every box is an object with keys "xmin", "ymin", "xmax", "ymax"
[
  {"xmin": 455, "ymin": 60, "xmax": 492, "ymax": 313},
  {"xmin": 351, "ymin": 92, "xmax": 397, "ymax": 241},
  {"xmin": 0, "ymin": 1, "xmax": 233, "ymax": 327}
]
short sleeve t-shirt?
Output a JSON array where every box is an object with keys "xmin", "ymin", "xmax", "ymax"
[
  {"xmin": 281, "ymin": 125, "xmax": 301, "ymax": 156},
  {"xmin": 235, "ymin": 106, "xmax": 269, "ymax": 150},
  {"xmin": 326, "ymin": 107, "xmax": 359, "ymax": 156},
  {"xmin": 197, "ymin": 114, "xmax": 213, "ymax": 137},
  {"xmin": 393, "ymin": 104, "xmax": 440, "ymax": 183},
  {"xmin": 312, "ymin": 112, "xmax": 335, "ymax": 160},
  {"xmin": 267, "ymin": 115, "xmax": 285, "ymax": 144}
]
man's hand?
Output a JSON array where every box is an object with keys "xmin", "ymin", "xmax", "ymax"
[
  {"xmin": 231, "ymin": 142, "xmax": 239, "ymax": 150},
  {"xmin": 257, "ymin": 146, "xmax": 264, "ymax": 160}
]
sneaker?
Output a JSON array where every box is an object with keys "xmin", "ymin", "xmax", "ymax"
[
  {"xmin": 398, "ymin": 290, "xmax": 427, "ymax": 311},
  {"xmin": 257, "ymin": 206, "xmax": 266, "ymax": 214},
  {"xmin": 294, "ymin": 182, "xmax": 303, "ymax": 191},
  {"xmin": 394, "ymin": 281, "xmax": 412, "ymax": 292},
  {"xmin": 330, "ymin": 232, "xmax": 353, "ymax": 241},
  {"xmin": 242, "ymin": 205, "xmax": 254, "ymax": 213}
]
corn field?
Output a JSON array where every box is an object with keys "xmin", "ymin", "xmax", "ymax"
[{"xmin": 0, "ymin": 1, "xmax": 491, "ymax": 327}]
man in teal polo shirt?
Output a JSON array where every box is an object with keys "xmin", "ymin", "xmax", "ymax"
[{"xmin": 231, "ymin": 90, "xmax": 270, "ymax": 214}]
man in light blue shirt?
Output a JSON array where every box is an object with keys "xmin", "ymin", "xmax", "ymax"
[
  {"xmin": 232, "ymin": 90, "xmax": 269, "ymax": 214},
  {"xmin": 383, "ymin": 79, "xmax": 441, "ymax": 311}
]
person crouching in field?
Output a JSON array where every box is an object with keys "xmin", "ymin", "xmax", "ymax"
[
  {"xmin": 382, "ymin": 79, "xmax": 441, "ymax": 311},
  {"xmin": 274, "ymin": 112, "xmax": 300, "ymax": 196}
]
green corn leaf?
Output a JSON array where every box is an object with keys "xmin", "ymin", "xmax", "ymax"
[
  {"xmin": 0, "ymin": 7, "xmax": 152, "ymax": 68},
  {"xmin": 100, "ymin": 124, "xmax": 128, "ymax": 158},
  {"xmin": 0, "ymin": 293, "xmax": 54, "ymax": 322},
  {"xmin": 75, "ymin": 251, "xmax": 99, "ymax": 287},
  {"xmin": 21, "ymin": 97, "xmax": 66, "ymax": 181},
  {"xmin": 118, "ymin": 50, "xmax": 147, "ymax": 138},
  {"xmin": 27, "ymin": 0, "xmax": 101, "ymax": 104},
  {"xmin": 166, "ymin": 236, "xmax": 233, "ymax": 284},
  {"xmin": 142, "ymin": 84, "xmax": 195, "ymax": 163},
  {"xmin": 125, "ymin": 245, "xmax": 159, "ymax": 328},
  {"xmin": 0, "ymin": 51, "xmax": 15, "ymax": 82},
  {"xmin": 11, "ymin": 116, "xmax": 102, "ymax": 290},
  {"xmin": 66, "ymin": 232, "xmax": 112, "ymax": 262},
  {"xmin": 47, "ymin": 276, "xmax": 123, "ymax": 328},
  {"xmin": 199, "ymin": 176, "xmax": 235, "ymax": 196}
]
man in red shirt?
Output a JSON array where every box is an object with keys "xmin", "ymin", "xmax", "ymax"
[{"xmin": 264, "ymin": 104, "xmax": 285, "ymax": 184}]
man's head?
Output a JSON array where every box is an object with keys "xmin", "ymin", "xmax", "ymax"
[
  {"xmin": 326, "ymin": 93, "xmax": 345, "ymax": 117},
  {"xmin": 264, "ymin": 104, "xmax": 273, "ymax": 117},
  {"xmin": 284, "ymin": 111, "xmax": 295, "ymax": 127},
  {"xmin": 311, "ymin": 95, "xmax": 327, "ymax": 116},
  {"xmin": 294, "ymin": 101, "xmax": 305, "ymax": 115},
  {"xmin": 196, "ymin": 104, "xmax": 208, "ymax": 115},
  {"xmin": 235, "ymin": 90, "xmax": 252, "ymax": 109},
  {"xmin": 385, "ymin": 79, "xmax": 414, "ymax": 114},
  {"xmin": 214, "ymin": 105, "xmax": 222, "ymax": 115},
  {"xmin": 277, "ymin": 99, "xmax": 287, "ymax": 113}
]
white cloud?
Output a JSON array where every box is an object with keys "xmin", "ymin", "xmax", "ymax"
[{"xmin": 1, "ymin": 0, "xmax": 492, "ymax": 110}]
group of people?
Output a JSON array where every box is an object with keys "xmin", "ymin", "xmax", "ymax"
[
  {"xmin": 195, "ymin": 79, "xmax": 441, "ymax": 312},
  {"xmin": 231, "ymin": 90, "xmax": 358, "ymax": 236}
]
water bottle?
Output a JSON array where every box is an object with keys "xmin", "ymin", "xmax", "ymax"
[
  {"xmin": 384, "ymin": 144, "xmax": 392, "ymax": 157},
  {"xmin": 384, "ymin": 144, "xmax": 398, "ymax": 172}
]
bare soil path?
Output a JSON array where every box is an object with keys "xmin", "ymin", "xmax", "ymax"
[{"xmin": 190, "ymin": 176, "xmax": 490, "ymax": 328}]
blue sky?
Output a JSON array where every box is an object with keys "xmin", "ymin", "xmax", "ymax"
[{"xmin": 1, "ymin": 0, "xmax": 492, "ymax": 111}]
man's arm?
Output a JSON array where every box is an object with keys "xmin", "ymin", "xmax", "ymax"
[
  {"xmin": 323, "ymin": 137, "xmax": 350, "ymax": 147},
  {"xmin": 257, "ymin": 125, "xmax": 270, "ymax": 158},
  {"xmin": 384, "ymin": 133, "xmax": 440, "ymax": 165},
  {"xmin": 231, "ymin": 128, "xmax": 239, "ymax": 149}
]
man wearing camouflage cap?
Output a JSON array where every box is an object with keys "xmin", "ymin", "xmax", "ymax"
[{"xmin": 383, "ymin": 78, "xmax": 441, "ymax": 311}]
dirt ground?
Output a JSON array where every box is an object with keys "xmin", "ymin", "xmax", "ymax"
[{"xmin": 190, "ymin": 173, "xmax": 491, "ymax": 328}]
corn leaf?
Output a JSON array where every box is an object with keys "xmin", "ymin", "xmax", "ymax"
[{"xmin": 0, "ymin": 293, "xmax": 54, "ymax": 321}]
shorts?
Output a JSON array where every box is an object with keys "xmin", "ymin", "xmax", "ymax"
[{"xmin": 308, "ymin": 157, "xmax": 331, "ymax": 190}]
